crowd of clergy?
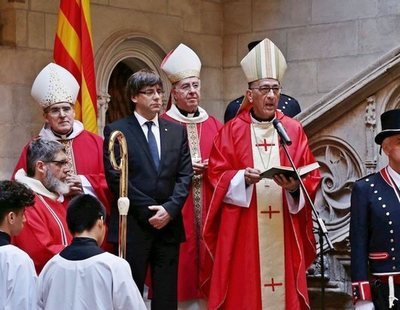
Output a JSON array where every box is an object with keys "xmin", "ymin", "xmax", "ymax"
[{"xmin": 1, "ymin": 37, "xmax": 400, "ymax": 310}]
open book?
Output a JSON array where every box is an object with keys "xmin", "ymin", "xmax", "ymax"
[{"xmin": 260, "ymin": 162, "xmax": 320, "ymax": 179}]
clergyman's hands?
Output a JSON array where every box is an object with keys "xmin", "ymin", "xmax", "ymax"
[
  {"xmin": 244, "ymin": 167, "xmax": 261, "ymax": 186},
  {"xmin": 192, "ymin": 158, "xmax": 208, "ymax": 175},
  {"xmin": 65, "ymin": 174, "xmax": 83, "ymax": 196},
  {"xmin": 148, "ymin": 205, "xmax": 172, "ymax": 229},
  {"xmin": 273, "ymin": 174, "xmax": 299, "ymax": 192}
]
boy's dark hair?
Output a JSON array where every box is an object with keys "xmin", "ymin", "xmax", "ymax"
[
  {"xmin": 26, "ymin": 139, "xmax": 65, "ymax": 177},
  {"xmin": 0, "ymin": 181, "xmax": 35, "ymax": 223},
  {"xmin": 67, "ymin": 194, "xmax": 106, "ymax": 234},
  {"xmin": 125, "ymin": 69, "xmax": 163, "ymax": 107}
]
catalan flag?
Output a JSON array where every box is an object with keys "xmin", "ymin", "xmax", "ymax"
[{"xmin": 54, "ymin": 0, "xmax": 98, "ymax": 133}]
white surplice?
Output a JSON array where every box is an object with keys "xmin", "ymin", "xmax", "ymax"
[
  {"xmin": 37, "ymin": 252, "xmax": 147, "ymax": 310},
  {"xmin": 0, "ymin": 244, "xmax": 37, "ymax": 310}
]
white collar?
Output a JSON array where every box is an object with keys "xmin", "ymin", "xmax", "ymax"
[
  {"xmin": 15, "ymin": 169, "xmax": 64, "ymax": 202},
  {"xmin": 388, "ymin": 165, "xmax": 400, "ymax": 188},
  {"xmin": 39, "ymin": 120, "xmax": 84, "ymax": 141},
  {"xmin": 134, "ymin": 111, "xmax": 159, "ymax": 128},
  {"xmin": 250, "ymin": 114, "xmax": 275, "ymax": 126},
  {"xmin": 165, "ymin": 104, "xmax": 209, "ymax": 124}
]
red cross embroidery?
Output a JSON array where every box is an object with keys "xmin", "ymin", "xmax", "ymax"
[
  {"xmin": 261, "ymin": 205, "xmax": 280, "ymax": 219},
  {"xmin": 256, "ymin": 139, "xmax": 275, "ymax": 151},
  {"xmin": 264, "ymin": 278, "xmax": 283, "ymax": 292}
]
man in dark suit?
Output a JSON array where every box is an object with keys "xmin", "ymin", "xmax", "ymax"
[
  {"xmin": 103, "ymin": 69, "xmax": 193, "ymax": 310},
  {"xmin": 224, "ymin": 40, "xmax": 301, "ymax": 123}
]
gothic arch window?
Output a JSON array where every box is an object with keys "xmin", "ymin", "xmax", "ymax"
[{"xmin": 95, "ymin": 33, "xmax": 171, "ymax": 135}]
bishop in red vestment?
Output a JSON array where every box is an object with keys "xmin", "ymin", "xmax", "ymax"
[
  {"xmin": 161, "ymin": 43, "xmax": 223, "ymax": 304},
  {"xmin": 202, "ymin": 38, "xmax": 320, "ymax": 310}
]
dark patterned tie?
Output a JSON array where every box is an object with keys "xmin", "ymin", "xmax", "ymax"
[{"xmin": 145, "ymin": 121, "xmax": 160, "ymax": 170}]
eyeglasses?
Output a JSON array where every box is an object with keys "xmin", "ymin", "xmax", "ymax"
[
  {"xmin": 45, "ymin": 106, "xmax": 73, "ymax": 116},
  {"xmin": 45, "ymin": 160, "xmax": 69, "ymax": 167},
  {"xmin": 138, "ymin": 89, "xmax": 164, "ymax": 97},
  {"xmin": 250, "ymin": 86, "xmax": 281, "ymax": 95}
]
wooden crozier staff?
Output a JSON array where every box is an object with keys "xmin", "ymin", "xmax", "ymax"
[{"xmin": 108, "ymin": 130, "xmax": 129, "ymax": 259}]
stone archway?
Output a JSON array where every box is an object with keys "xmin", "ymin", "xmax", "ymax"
[{"xmin": 95, "ymin": 31, "xmax": 171, "ymax": 135}]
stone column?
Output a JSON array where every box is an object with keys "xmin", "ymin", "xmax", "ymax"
[
  {"xmin": 365, "ymin": 96, "xmax": 377, "ymax": 174},
  {"xmin": 97, "ymin": 92, "xmax": 110, "ymax": 137}
]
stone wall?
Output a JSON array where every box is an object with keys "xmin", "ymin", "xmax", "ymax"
[{"xmin": 222, "ymin": 0, "xmax": 400, "ymax": 111}]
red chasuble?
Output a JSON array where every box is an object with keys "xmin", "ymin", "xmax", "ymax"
[
  {"xmin": 162, "ymin": 110, "xmax": 222, "ymax": 301},
  {"xmin": 202, "ymin": 110, "xmax": 320, "ymax": 309}
]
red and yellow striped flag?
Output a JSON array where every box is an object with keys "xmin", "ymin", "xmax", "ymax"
[{"xmin": 54, "ymin": 0, "xmax": 98, "ymax": 133}]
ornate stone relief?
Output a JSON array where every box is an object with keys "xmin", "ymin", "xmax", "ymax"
[
  {"xmin": 97, "ymin": 92, "xmax": 110, "ymax": 137},
  {"xmin": 311, "ymin": 137, "xmax": 363, "ymax": 250},
  {"xmin": 306, "ymin": 135, "xmax": 364, "ymax": 307},
  {"xmin": 365, "ymin": 96, "xmax": 377, "ymax": 174}
]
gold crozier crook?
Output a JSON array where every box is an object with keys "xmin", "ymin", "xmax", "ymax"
[{"xmin": 108, "ymin": 130, "xmax": 129, "ymax": 259}]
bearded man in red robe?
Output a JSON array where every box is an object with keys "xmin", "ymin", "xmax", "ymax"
[
  {"xmin": 202, "ymin": 38, "xmax": 321, "ymax": 310},
  {"xmin": 160, "ymin": 43, "xmax": 222, "ymax": 309},
  {"xmin": 13, "ymin": 139, "xmax": 73, "ymax": 273}
]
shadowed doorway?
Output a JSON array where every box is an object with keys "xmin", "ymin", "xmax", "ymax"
[{"xmin": 106, "ymin": 59, "xmax": 150, "ymax": 123}]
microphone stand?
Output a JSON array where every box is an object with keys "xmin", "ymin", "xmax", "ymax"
[{"xmin": 278, "ymin": 138, "xmax": 333, "ymax": 310}]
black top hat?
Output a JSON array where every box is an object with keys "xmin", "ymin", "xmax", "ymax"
[{"xmin": 375, "ymin": 109, "xmax": 400, "ymax": 145}]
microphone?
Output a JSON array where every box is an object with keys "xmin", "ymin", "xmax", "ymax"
[{"xmin": 272, "ymin": 119, "xmax": 292, "ymax": 146}]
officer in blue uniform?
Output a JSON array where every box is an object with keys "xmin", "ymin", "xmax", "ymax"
[
  {"xmin": 351, "ymin": 109, "xmax": 400, "ymax": 310},
  {"xmin": 223, "ymin": 40, "xmax": 301, "ymax": 123}
]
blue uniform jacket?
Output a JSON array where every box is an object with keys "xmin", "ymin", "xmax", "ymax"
[{"xmin": 350, "ymin": 167, "xmax": 400, "ymax": 301}]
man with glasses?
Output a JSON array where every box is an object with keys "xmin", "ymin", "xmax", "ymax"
[
  {"xmin": 13, "ymin": 63, "xmax": 112, "ymax": 245},
  {"xmin": 104, "ymin": 69, "xmax": 192, "ymax": 310},
  {"xmin": 224, "ymin": 40, "xmax": 301, "ymax": 124},
  {"xmin": 202, "ymin": 38, "xmax": 321, "ymax": 309},
  {"xmin": 160, "ymin": 43, "xmax": 222, "ymax": 309},
  {"xmin": 13, "ymin": 139, "xmax": 73, "ymax": 273}
]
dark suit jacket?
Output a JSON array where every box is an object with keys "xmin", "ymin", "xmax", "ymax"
[{"xmin": 103, "ymin": 115, "xmax": 193, "ymax": 244}]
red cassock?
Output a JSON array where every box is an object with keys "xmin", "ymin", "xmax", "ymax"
[
  {"xmin": 13, "ymin": 194, "xmax": 72, "ymax": 274},
  {"xmin": 13, "ymin": 129, "xmax": 113, "ymax": 251},
  {"xmin": 161, "ymin": 112, "xmax": 223, "ymax": 301},
  {"xmin": 201, "ymin": 109, "xmax": 320, "ymax": 309}
]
